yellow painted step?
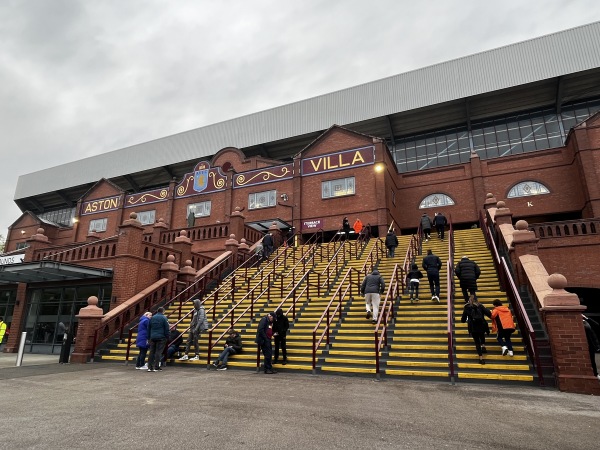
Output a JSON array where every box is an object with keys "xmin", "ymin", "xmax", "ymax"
[
  {"xmin": 385, "ymin": 369, "xmax": 448, "ymax": 377},
  {"xmin": 387, "ymin": 360, "xmax": 448, "ymax": 368},
  {"xmin": 457, "ymin": 373, "xmax": 534, "ymax": 382},
  {"xmin": 321, "ymin": 366, "xmax": 376, "ymax": 374},
  {"xmin": 457, "ymin": 362, "xmax": 530, "ymax": 370}
]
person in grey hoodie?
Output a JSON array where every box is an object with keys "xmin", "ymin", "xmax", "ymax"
[
  {"xmin": 179, "ymin": 298, "xmax": 208, "ymax": 361},
  {"xmin": 361, "ymin": 269, "xmax": 386, "ymax": 324}
]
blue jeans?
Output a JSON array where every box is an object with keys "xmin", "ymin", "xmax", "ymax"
[
  {"xmin": 217, "ymin": 347, "xmax": 237, "ymax": 365},
  {"xmin": 387, "ymin": 246, "xmax": 396, "ymax": 257},
  {"xmin": 136, "ymin": 347, "xmax": 148, "ymax": 367}
]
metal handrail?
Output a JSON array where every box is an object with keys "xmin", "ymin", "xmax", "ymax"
[
  {"xmin": 447, "ymin": 218, "xmax": 455, "ymax": 383},
  {"xmin": 312, "ymin": 267, "xmax": 362, "ymax": 373},
  {"xmin": 374, "ymin": 263, "xmax": 402, "ymax": 378}
]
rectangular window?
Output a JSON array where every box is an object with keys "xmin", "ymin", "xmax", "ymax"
[
  {"xmin": 136, "ymin": 210, "xmax": 156, "ymax": 225},
  {"xmin": 16, "ymin": 242, "xmax": 29, "ymax": 250},
  {"xmin": 89, "ymin": 218, "xmax": 107, "ymax": 233},
  {"xmin": 322, "ymin": 177, "xmax": 355, "ymax": 199},
  {"xmin": 248, "ymin": 190, "xmax": 276, "ymax": 210},
  {"xmin": 187, "ymin": 201, "xmax": 211, "ymax": 218}
]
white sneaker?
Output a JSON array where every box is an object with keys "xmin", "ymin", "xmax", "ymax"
[
  {"xmin": 178, "ymin": 355, "xmax": 189, "ymax": 361},
  {"xmin": 434, "ymin": 296, "xmax": 440, "ymax": 303},
  {"xmin": 141, "ymin": 364, "xmax": 148, "ymax": 370},
  {"xmin": 508, "ymin": 351, "xmax": 514, "ymax": 357},
  {"xmin": 501, "ymin": 346, "xmax": 508, "ymax": 356},
  {"xmin": 431, "ymin": 296, "xmax": 436, "ymax": 301},
  {"xmin": 190, "ymin": 355, "xmax": 199, "ymax": 361}
]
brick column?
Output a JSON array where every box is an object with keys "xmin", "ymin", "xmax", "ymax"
[
  {"xmin": 111, "ymin": 212, "xmax": 145, "ymax": 306},
  {"xmin": 159, "ymin": 255, "xmax": 180, "ymax": 300},
  {"xmin": 151, "ymin": 218, "xmax": 169, "ymax": 244},
  {"xmin": 511, "ymin": 220, "xmax": 539, "ymax": 287},
  {"xmin": 178, "ymin": 260, "xmax": 197, "ymax": 286},
  {"xmin": 172, "ymin": 229, "xmax": 192, "ymax": 264},
  {"xmin": 2, "ymin": 283, "xmax": 27, "ymax": 353},
  {"xmin": 70, "ymin": 296, "xmax": 105, "ymax": 364},
  {"xmin": 483, "ymin": 193, "xmax": 497, "ymax": 212},
  {"xmin": 229, "ymin": 207, "xmax": 245, "ymax": 242},
  {"xmin": 225, "ymin": 234, "xmax": 239, "ymax": 257},
  {"xmin": 541, "ymin": 273, "xmax": 600, "ymax": 394},
  {"xmin": 3, "ymin": 228, "xmax": 50, "ymax": 353},
  {"xmin": 268, "ymin": 222, "xmax": 283, "ymax": 248},
  {"xmin": 469, "ymin": 151, "xmax": 486, "ymax": 213}
]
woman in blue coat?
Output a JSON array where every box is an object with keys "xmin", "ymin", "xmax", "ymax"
[{"xmin": 135, "ymin": 312, "xmax": 152, "ymax": 369}]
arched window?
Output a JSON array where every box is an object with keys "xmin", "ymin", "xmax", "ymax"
[
  {"xmin": 507, "ymin": 181, "xmax": 550, "ymax": 198},
  {"xmin": 419, "ymin": 193, "xmax": 455, "ymax": 209}
]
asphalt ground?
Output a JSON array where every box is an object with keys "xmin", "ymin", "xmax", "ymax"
[{"xmin": 1, "ymin": 353, "xmax": 599, "ymax": 450}]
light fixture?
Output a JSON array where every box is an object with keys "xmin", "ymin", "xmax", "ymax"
[
  {"xmin": 20, "ymin": 230, "xmax": 26, "ymax": 235},
  {"xmin": 280, "ymin": 194, "xmax": 289, "ymax": 202},
  {"xmin": 72, "ymin": 218, "xmax": 79, "ymax": 224},
  {"xmin": 374, "ymin": 163, "xmax": 385, "ymax": 173}
]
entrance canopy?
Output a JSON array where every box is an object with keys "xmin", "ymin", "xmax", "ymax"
[
  {"xmin": 245, "ymin": 218, "xmax": 292, "ymax": 233},
  {"xmin": 0, "ymin": 261, "xmax": 113, "ymax": 285}
]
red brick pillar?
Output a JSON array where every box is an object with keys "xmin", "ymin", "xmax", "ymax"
[
  {"xmin": 269, "ymin": 222, "xmax": 283, "ymax": 248},
  {"xmin": 178, "ymin": 260, "xmax": 197, "ymax": 287},
  {"xmin": 541, "ymin": 273, "xmax": 600, "ymax": 394},
  {"xmin": 229, "ymin": 207, "xmax": 245, "ymax": 242},
  {"xmin": 71, "ymin": 296, "xmax": 105, "ymax": 364},
  {"xmin": 3, "ymin": 228, "xmax": 50, "ymax": 353},
  {"xmin": 511, "ymin": 220, "xmax": 539, "ymax": 287},
  {"xmin": 225, "ymin": 235, "xmax": 239, "ymax": 258},
  {"xmin": 239, "ymin": 238, "xmax": 250, "ymax": 263},
  {"xmin": 111, "ymin": 213, "xmax": 145, "ymax": 306},
  {"xmin": 151, "ymin": 218, "xmax": 169, "ymax": 244},
  {"xmin": 2, "ymin": 283, "xmax": 27, "ymax": 353},
  {"xmin": 159, "ymin": 255, "xmax": 180, "ymax": 300},
  {"xmin": 493, "ymin": 201, "xmax": 513, "ymax": 228},
  {"xmin": 483, "ymin": 193, "xmax": 497, "ymax": 212},
  {"xmin": 469, "ymin": 151, "xmax": 486, "ymax": 213},
  {"xmin": 172, "ymin": 229, "xmax": 192, "ymax": 265}
]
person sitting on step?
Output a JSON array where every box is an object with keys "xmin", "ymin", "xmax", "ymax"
[{"xmin": 213, "ymin": 329, "xmax": 243, "ymax": 371}]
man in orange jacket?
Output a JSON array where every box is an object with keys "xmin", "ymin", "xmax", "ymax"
[{"xmin": 490, "ymin": 299, "xmax": 516, "ymax": 356}]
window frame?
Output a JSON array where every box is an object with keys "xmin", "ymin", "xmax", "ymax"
[
  {"xmin": 88, "ymin": 218, "xmax": 107, "ymax": 233},
  {"xmin": 321, "ymin": 176, "xmax": 356, "ymax": 199},
  {"xmin": 248, "ymin": 190, "xmax": 277, "ymax": 210}
]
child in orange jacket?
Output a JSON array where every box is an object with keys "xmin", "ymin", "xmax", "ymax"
[{"xmin": 491, "ymin": 299, "xmax": 516, "ymax": 356}]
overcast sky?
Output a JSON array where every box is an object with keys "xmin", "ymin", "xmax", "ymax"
[{"xmin": 1, "ymin": 0, "xmax": 599, "ymax": 241}]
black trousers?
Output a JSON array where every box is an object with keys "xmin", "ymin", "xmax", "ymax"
[
  {"xmin": 261, "ymin": 340, "xmax": 273, "ymax": 372},
  {"xmin": 274, "ymin": 335, "xmax": 287, "ymax": 361},
  {"xmin": 436, "ymin": 224, "xmax": 445, "ymax": 240},
  {"xmin": 148, "ymin": 338, "xmax": 166, "ymax": 369}
]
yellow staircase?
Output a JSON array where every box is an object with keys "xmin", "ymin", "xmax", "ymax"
[
  {"xmin": 452, "ymin": 228, "xmax": 534, "ymax": 383},
  {"xmin": 385, "ymin": 236, "xmax": 450, "ymax": 378}
]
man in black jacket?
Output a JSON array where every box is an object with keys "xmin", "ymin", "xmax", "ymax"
[
  {"xmin": 433, "ymin": 212, "xmax": 447, "ymax": 241},
  {"xmin": 385, "ymin": 229, "xmax": 399, "ymax": 258},
  {"xmin": 455, "ymin": 256, "xmax": 481, "ymax": 303},
  {"xmin": 262, "ymin": 232, "xmax": 274, "ymax": 259},
  {"xmin": 255, "ymin": 312, "xmax": 276, "ymax": 374},
  {"xmin": 422, "ymin": 249, "xmax": 443, "ymax": 303},
  {"xmin": 273, "ymin": 308, "xmax": 290, "ymax": 365},
  {"xmin": 213, "ymin": 329, "xmax": 243, "ymax": 371}
]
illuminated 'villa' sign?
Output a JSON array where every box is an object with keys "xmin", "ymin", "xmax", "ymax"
[
  {"xmin": 81, "ymin": 195, "xmax": 121, "ymax": 215},
  {"xmin": 301, "ymin": 146, "xmax": 375, "ymax": 176}
]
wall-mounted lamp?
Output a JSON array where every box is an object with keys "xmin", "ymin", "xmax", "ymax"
[
  {"xmin": 280, "ymin": 193, "xmax": 289, "ymax": 202},
  {"xmin": 20, "ymin": 230, "xmax": 26, "ymax": 235},
  {"xmin": 374, "ymin": 163, "xmax": 385, "ymax": 173},
  {"xmin": 72, "ymin": 218, "xmax": 79, "ymax": 224}
]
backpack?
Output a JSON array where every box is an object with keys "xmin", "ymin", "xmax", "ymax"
[{"xmin": 470, "ymin": 305, "xmax": 484, "ymax": 321}]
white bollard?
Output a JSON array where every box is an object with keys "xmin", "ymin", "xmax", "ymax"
[{"xmin": 16, "ymin": 332, "xmax": 27, "ymax": 367}]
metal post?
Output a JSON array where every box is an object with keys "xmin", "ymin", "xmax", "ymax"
[{"xmin": 16, "ymin": 332, "xmax": 27, "ymax": 367}]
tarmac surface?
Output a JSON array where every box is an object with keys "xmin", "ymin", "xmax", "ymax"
[{"xmin": 1, "ymin": 352, "xmax": 599, "ymax": 450}]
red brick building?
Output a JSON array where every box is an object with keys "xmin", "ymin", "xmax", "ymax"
[{"xmin": 1, "ymin": 23, "xmax": 600, "ymax": 368}]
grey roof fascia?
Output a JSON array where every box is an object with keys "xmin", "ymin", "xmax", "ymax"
[{"xmin": 15, "ymin": 21, "xmax": 600, "ymax": 201}]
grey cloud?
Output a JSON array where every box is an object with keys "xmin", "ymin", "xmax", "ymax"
[{"xmin": 1, "ymin": 0, "xmax": 599, "ymax": 238}]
